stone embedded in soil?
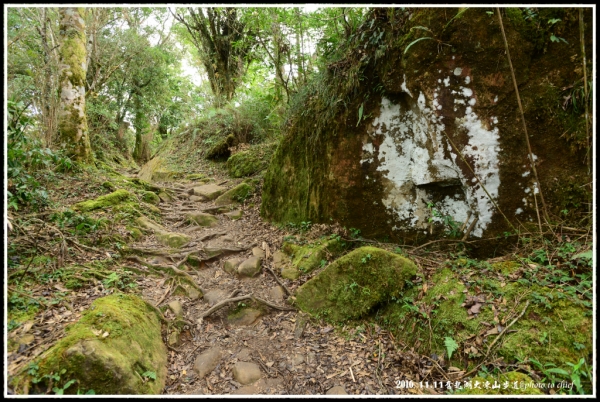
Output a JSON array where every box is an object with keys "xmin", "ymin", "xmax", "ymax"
[
  {"xmin": 167, "ymin": 329, "xmax": 181, "ymax": 347},
  {"xmin": 268, "ymin": 286, "xmax": 285, "ymax": 301},
  {"xmin": 232, "ymin": 361, "xmax": 262, "ymax": 385},
  {"xmin": 203, "ymin": 289, "xmax": 228, "ymax": 306},
  {"xmin": 155, "ymin": 231, "xmax": 190, "ymax": 248},
  {"xmin": 193, "ymin": 346, "xmax": 222, "ymax": 379},
  {"xmin": 189, "ymin": 195, "xmax": 204, "ymax": 202},
  {"xmin": 237, "ymin": 256, "xmax": 262, "ymax": 277},
  {"xmin": 214, "ymin": 182, "xmax": 253, "ymax": 206},
  {"xmin": 228, "ymin": 308, "xmax": 263, "ymax": 326},
  {"xmin": 187, "ymin": 287, "xmax": 202, "ymax": 300},
  {"xmin": 168, "ymin": 300, "xmax": 183, "ymax": 318},
  {"xmin": 205, "ymin": 245, "xmax": 244, "ymax": 259},
  {"xmin": 193, "ymin": 184, "xmax": 227, "ymax": 200},
  {"xmin": 236, "ymin": 348, "xmax": 253, "ymax": 361},
  {"xmin": 252, "ymin": 247, "xmax": 266, "ymax": 259},
  {"xmin": 272, "ymin": 251, "xmax": 287, "ymax": 266},
  {"xmin": 326, "ymin": 385, "xmax": 348, "ymax": 395},
  {"xmin": 158, "ymin": 191, "xmax": 174, "ymax": 203},
  {"xmin": 281, "ymin": 265, "xmax": 300, "ymax": 280},
  {"xmin": 294, "ymin": 246, "xmax": 418, "ymax": 322},
  {"xmin": 13, "ymin": 294, "xmax": 167, "ymax": 394},
  {"xmin": 290, "ymin": 354, "xmax": 304, "ymax": 366},
  {"xmin": 224, "ymin": 209, "xmax": 243, "ymax": 220},
  {"xmin": 186, "ymin": 212, "xmax": 218, "ymax": 227},
  {"xmin": 223, "ymin": 258, "xmax": 244, "ymax": 275}
]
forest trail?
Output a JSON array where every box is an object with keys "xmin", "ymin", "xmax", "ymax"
[{"xmin": 124, "ymin": 175, "xmax": 439, "ymax": 396}]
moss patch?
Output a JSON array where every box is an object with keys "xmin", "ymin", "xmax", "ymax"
[
  {"xmin": 214, "ymin": 183, "xmax": 253, "ymax": 206},
  {"xmin": 73, "ymin": 190, "xmax": 131, "ymax": 212},
  {"xmin": 141, "ymin": 191, "xmax": 160, "ymax": 205},
  {"xmin": 11, "ymin": 293, "xmax": 167, "ymax": 395},
  {"xmin": 294, "ymin": 246, "xmax": 418, "ymax": 322},
  {"xmin": 282, "ymin": 238, "xmax": 346, "ymax": 278}
]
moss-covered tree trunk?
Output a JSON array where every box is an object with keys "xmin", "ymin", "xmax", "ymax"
[
  {"xmin": 132, "ymin": 91, "xmax": 151, "ymax": 164},
  {"xmin": 57, "ymin": 7, "xmax": 92, "ymax": 163}
]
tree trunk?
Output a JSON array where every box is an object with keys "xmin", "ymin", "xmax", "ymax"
[
  {"xmin": 132, "ymin": 92, "xmax": 151, "ymax": 164},
  {"xmin": 57, "ymin": 7, "xmax": 92, "ymax": 162}
]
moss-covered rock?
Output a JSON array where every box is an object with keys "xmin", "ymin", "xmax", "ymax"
[
  {"xmin": 186, "ymin": 212, "xmax": 218, "ymax": 227},
  {"xmin": 141, "ymin": 191, "xmax": 160, "ymax": 205},
  {"xmin": 11, "ymin": 293, "xmax": 167, "ymax": 395},
  {"xmin": 281, "ymin": 238, "xmax": 346, "ymax": 278},
  {"xmin": 155, "ymin": 232, "xmax": 190, "ymax": 248},
  {"xmin": 214, "ymin": 183, "xmax": 253, "ymax": 206},
  {"xmin": 226, "ymin": 151, "xmax": 263, "ymax": 178},
  {"xmin": 206, "ymin": 134, "xmax": 236, "ymax": 160},
  {"xmin": 455, "ymin": 372, "xmax": 543, "ymax": 395},
  {"xmin": 192, "ymin": 184, "xmax": 227, "ymax": 200},
  {"xmin": 102, "ymin": 181, "xmax": 117, "ymax": 191},
  {"xmin": 294, "ymin": 246, "xmax": 418, "ymax": 322},
  {"xmin": 73, "ymin": 189, "xmax": 131, "ymax": 212}
]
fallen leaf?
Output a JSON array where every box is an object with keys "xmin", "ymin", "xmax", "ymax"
[
  {"xmin": 484, "ymin": 327, "xmax": 499, "ymax": 337},
  {"xmin": 469, "ymin": 303, "xmax": 482, "ymax": 314},
  {"xmin": 423, "ymin": 283, "xmax": 428, "ymax": 293}
]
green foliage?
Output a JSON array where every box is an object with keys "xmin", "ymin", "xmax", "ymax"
[
  {"xmin": 444, "ymin": 336, "xmax": 459, "ymax": 359},
  {"xmin": 141, "ymin": 371, "xmax": 157, "ymax": 381},
  {"xmin": 7, "ymin": 100, "xmax": 74, "ymax": 211}
]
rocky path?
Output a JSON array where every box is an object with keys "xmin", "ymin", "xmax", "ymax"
[{"xmin": 126, "ymin": 177, "xmax": 439, "ymax": 396}]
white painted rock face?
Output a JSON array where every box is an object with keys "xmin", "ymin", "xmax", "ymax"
[{"xmin": 362, "ymin": 76, "xmax": 500, "ymax": 237}]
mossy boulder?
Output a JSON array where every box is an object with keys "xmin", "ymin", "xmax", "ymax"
[
  {"xmin": 11, "ymin": 293, "xmax": 167, "ymax": 395},
  {"xmin": 294, "ymin": 247, "xmax": 418, "ymax": 322},
  {"xmin": 455, "ymin": 372, "xmax": 543, "ymax": 395},
  {"xmin": 186, "ymin": 212, "xmax": 218, "ymax": 227},
  {"xmin": 155, "ymin": 232, "xmax": 190, "ymax": 248},
  {"xmin": 102, "ymin": 181, "xmax": 117, "ymax": 191},
  {"xmin": 206, "ymin": 134, "xmax": 236, "ymax": 160},
  {"xmin": 141, "ymin": 191, "xmax": 160, "ymax": 205},
  {"xmin": 226, "ymin": 151, "xmax": 263, "ymax": 178},
  {"xmin": 73, "ymin": 190, "xmax": 131, "ymax": 212},
  {"xmin": 214, "ymin": 183, "xmax": 253, "ymax": 206},
  {"xmin": 280, "ymin": 239, "xmax": 346, "ymax": 279}
]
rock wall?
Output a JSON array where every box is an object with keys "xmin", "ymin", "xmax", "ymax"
[{"xmin": 261, "ymin": 8, "xmax": 592, "ymax": 250}]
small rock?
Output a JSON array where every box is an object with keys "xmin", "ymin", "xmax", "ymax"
[
  {"xmin": 238, "ymin": 257, "xmax": 262, "ymax": 277},
  {"xmin": 268, "ymin": 286, "xmax": 285, "ymax": 301},
  {"xmin": 186, "ymin": 212, "xmax": 218, "ymax": 227},
  {"xmin": 189, "ymin": 195, "xmax": 204, "ymax": 202},
  {"xmin": 158, "ymin": 191, "xmax": 173, "ymax": 203},
  {"xmin": 326, "ymin": 385, "xmax": 348, "ymax": 395},
  {"xmin": 232, "ymin": 361, "xmax": 262, "ymax": 385},
  {"xmin": 272, "ymin": 251, "xmax": 287, "ymax": 267},
  {"xmin": 252, "ymin": 247, "xmax": 265, "ymax": 259},
  {"xmin": 193, "ymin": 184, "xmax": 226, "ymax": 200},
  {"xmin": 193, "ymin": 347, "xmax": 222, "ymax": 379},
  {"xmin": 223, "ymin": 258, "xmax": 244, "ymax": 275},
  {"xmin": 187, "ymin": 288, "xmax": 202, "ymax": 300},
  {"xmin": 228, "ymin": 308, "xmax": 262, "ymax": 326},
  {"xmin": 281, "ymin": 265, "xmax": 300, "ymax": 280},
  {"xmin": 236, "ymin": 348, "xmax": 253, "ymax": 361},
  {"xmin": 291, "ymin": 354, "xmax": 304, "ymax": 366},
  {"xmin": 204, "ymin": 289, "xmax": 227, "ymax": 306},
  {"xmin": 168, "ymin": 300, "xmax": 183, "ymax": 318},
  {"xmin": 167, "ymin": 329, "xmax": 180, "ymax": 347},
  {"xmin": 224, "ymin": 209, "xmax": 243, "ymax": 220}
]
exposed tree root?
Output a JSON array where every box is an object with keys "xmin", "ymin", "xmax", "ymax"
[{"xmin": 199, "ymin": 293, "xmax": 296, "ymax": 320}]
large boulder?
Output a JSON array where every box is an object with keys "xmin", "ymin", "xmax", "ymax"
[
  {"xmin": 214, "ymin": 183, "xmax": 253, "ymax": 206},
  {"xmin": 261, "ymin": 8, "xmax": 592, "ymax": 253},
  {"xmin": 11, "ymin": 294, "xmax": 167, "ymax": 395},
  {"xmin": 294, "ymin": 247, "xmax": 417, "ymax": 322}
]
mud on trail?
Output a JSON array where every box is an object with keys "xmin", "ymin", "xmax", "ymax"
[{"xmin": 123, "ymin": 175, "xmax": 444, "ymax": 396}]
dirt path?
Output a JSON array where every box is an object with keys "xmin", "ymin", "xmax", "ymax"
[{"xmin": 125, "ymin": 177, "xmax": 440, "ymax": 396}]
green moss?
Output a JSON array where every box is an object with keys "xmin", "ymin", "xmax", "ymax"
[
  {"xmin": 206, "ymin": 134, "xmax": 236, "ymax": 160},
  {"xmin": 185, "ymin": 212, "xmax": 218, "ymax": 227},
  {"xmin": 455, "ymin": 372, "xmax": 543, "ymax": 395},
  {"xmin": 295, "ymin": 247, "xmax": 418, "ymax": 323},
  {"xmin": 214, "ymin": 183, "xmax": 253, "ymax": 206},
  {"xmin": 141, "ymin": 191, "xmax": 160, "ymax": 205},
  {"xmin": 11, "ymin": 293, "xmax": 166, "ymax": 395},
  {"xmin": 73, "ymin": 190, "xmax": 131, "ymax": 212},
  {"xmin": 226, "ymin": 150, "xmax": 264, "ymax": 178},
  {"xmin": 102, "ymin": 181, "xmax": 117, "ymax": 191},
  {"xmin": 155, "ymin": 232, "xmax": 190, "ymax": 248},
  {"xmin": 283, "ymin": 238, "xmax": 346, "ymax": 276},
  {"xmin": 491, "ymin": 261, "xmax": 521, "ymax": 276}
]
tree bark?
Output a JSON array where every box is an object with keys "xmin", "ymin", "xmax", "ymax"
[{"xmin": 57, "ymin": 7, "xmax": 92, "ymax": 163}]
